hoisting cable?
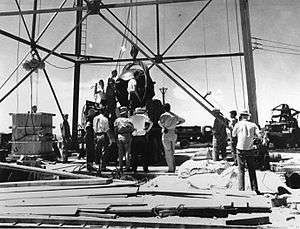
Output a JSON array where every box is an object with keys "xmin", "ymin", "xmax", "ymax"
[
  {"xmin": 0, "ymin": 25, "xmax": 31, "ymax": 90},
  {"xmin": 135, "ymin": 0, "xmax": 138, "ymax": 45},
  {"xmin": 234, "ymin": 0, "xmax": 246, "ymax": 109},
  {"xmin": 16, "ymin": 0, "xmax": 22, "ymax": 112},
  {"xmin": 35, "ymin": 0, "xmax": 42, "ymax": 107},
  {"xmin": 202, "ymin": 13, "xmax": 209, "ymax": 93},
  {"xmin": 225, "ymin": 0, "xmax": 238, "ymax": 110},
  {"xmin": 0, "ymin": 0, "xmax": 68, "ymax": 94},
  {"xmin": 116, "ymin": 1, "xmax": 132, "ymax": 72}
]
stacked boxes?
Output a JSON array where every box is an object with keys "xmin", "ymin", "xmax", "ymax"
[{"xmin": 10, "ymin": 113, "xmax": 55, "ymax": 157}]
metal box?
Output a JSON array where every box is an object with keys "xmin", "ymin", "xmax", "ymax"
[{"xmin": 10, "ymin": 113, "xmax": 54, "ymax": 128}]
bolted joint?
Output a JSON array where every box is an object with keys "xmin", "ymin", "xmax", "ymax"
[
  {"xmin": 155, "ymin": 55, "xmax": 163, "ymax": 64},
  {"xmin": 86, "ymin": 0, "xmax": 102, "ymax": 15}
]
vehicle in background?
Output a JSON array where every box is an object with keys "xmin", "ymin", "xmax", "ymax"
[
  {"xmin": 264, "ymin": 104, "xmax": 300, "ymax": 148},
  {"xmin": 176, "ymin": 125, "xmax": 213, "ymax": 148},
  {"xmin": 0, "ymin": 133, "xmax": 12, "ymax": 162}
]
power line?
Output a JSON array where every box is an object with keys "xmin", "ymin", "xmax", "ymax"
[
  {"xmin": 258, "ymin": 43, "xmax": 300, "ymax": 53},
  {"xmin": 256, "ymin": 47, "xmax": 300, "ymax": 56},
  {"xmin": 252, "ymin": 36, "xmax": 300, "ymax": 49}
]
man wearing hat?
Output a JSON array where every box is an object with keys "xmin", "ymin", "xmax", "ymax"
[
  {"xmin": 130, "ymin": 107, "xmax": 153, "ymax": 173},
  {"xmin": 232, "ymin": 110, "xmax": 261, "ymax": 193},
  {"xmin": 114, "ymin": 106, "xmax": 135, "ymax": 172},
  {"xmin": 212, "ymin": 109, "xmax": 228, "ymax": 161}
]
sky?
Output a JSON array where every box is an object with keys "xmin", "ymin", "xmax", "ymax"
[{"xmin": 0, "ymin": 0, "xmax": 300, "ymax": 134}]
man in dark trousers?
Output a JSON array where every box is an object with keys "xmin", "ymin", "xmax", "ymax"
[
  {"xmin": 60, "ymin": 114, "xmax": 71, "ymax": 162},
  {"xmin": 212, "ymin": 109, "xmax": 228, "ymax": 161},
  {"xmin": 229, "ymin": 110, "xmax": 238, "ymax": 164},
  {"xmin": 85, "ymin": 109, "xmax": 97, "ymax": 171},
  {"xmin": 232, "ymin": 110, "xmax": 261, "ymax": 194},
  {"xmin": 130, "ymin": 107, "xmax": 153, "ymax": 173}
]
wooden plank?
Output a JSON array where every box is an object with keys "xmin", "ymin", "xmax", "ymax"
[
  {"xmin": 0, "ymin": 187, "xmax": 138, "ymax": 201},
  {"xmin": 2, "ymin": 197, "xmax": 144, "ymax": 207},
  {"xmin": 226, "ymin": 216, "xmax": 270, "ymax": 226},
  {"xmin": 0, "ymin": 215, "xmax": 257, "ymax": 228},
  {"xmin": 0, "ymin": 206, "xmax": 78, "ymax": 216},
  {"xmin": 0, "ymin": 177, "xmax": 118, "ymax": 192},
  {"xmin": 0, "ymin": 162, "xmax": 100, "ymax": 179},
  {"xmin": 138, "ymin": 187, "xmax": 212, "ymax": 196},
  {"xmin": 0, "ymin": 181, "xmax": 136, "ymax": 193},
  {"xmin": 77, "ymin": 211, "xmax": 116, "ymax": 219}
]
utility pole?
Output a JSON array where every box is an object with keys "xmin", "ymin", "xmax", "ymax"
[
  {"xmin": 71, "ymin": 0, "xmax": 83, "ymax": 148},
  {"xmin": 239, "ymin": 0, "xmax": 259, "ymax": 124},
  {"xmin": 159, "ymin": 87, "xmax": 168, "ymax": 105}
]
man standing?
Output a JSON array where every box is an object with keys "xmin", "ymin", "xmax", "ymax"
[
  {"xmin": 232, "ymin": 110, "xmax": 261, "ymax": 193},
  {"xmin": 229, "ymin": 110, "xmax": 238, "ymax": 164},
  {"xmin": 93, "ymin": 110, "xmax": 110, "ymax": 172},
  {"xmin": 85, "ymin": 109, "xmax": 97, "ymax": 172},
  {"xmin": 60, "ymin": 114, "xmax": 71, "ymax": 163},
  {"xmin": 130, "ymin": 107, "xmax": 153, "ymax": 173},
  {"xmin": 159, "ymin": 103, "xmax": 185, "ymax": 173},
  {"xmin": 212, "ymin": 109, "xmax": 228, "ymax": 161},
  {"xmin": 114, "ymin": 107, "xmax": 135, "ymax": 173}
]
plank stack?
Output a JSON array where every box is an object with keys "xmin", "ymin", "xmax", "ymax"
[{"xmin": 0, "ymin": 174, "xmax": 274, "ymax": 228}]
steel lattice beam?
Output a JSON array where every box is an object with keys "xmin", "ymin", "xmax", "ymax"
[
  {"xmin": 0, "ymin": 0, "xmax": 207, "ymax": 17},
  {"xmin": 77, "ymin": 52, "xmax": 244, "ymax": 64}
]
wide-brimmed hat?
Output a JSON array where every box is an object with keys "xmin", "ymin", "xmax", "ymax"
[
  {"xmin": 212, "ymin": 109, "xmax": 221, "ymax": 114},
  {"xmin": 134, "ymin": 107, "xmax": 146, "ymax": 114},
  {"xmin": 239, "ymin": 110, "xmax": 251, "ymax": 116},
  {"xmin": 119, "ymin": 106, "xmax": 128, "ymax": 115}
]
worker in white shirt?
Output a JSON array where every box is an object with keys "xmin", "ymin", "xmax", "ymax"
[
  {"xmin": 158, "ymin": 103, "xmax": 185, "ymax": 173},
  {"xmin": 232, "ymin": 110, "xmax": 261, "ymax": 194},
  {"xmin": 130, "ymin": 107, "xmax": 153, "ymax": 173},
  {"xmin": 93, "ymin": 110, "xmax": 110, "ymax": 172}
]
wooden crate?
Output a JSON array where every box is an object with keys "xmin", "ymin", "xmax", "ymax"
[
  {"xmin": 11, "ymin": 141, "xmax": 53, "ymax": 156},
  {"xmin": 12, "ymin": 127, "xmax": 53, "ymax": 142},
  {"xmin": 10, "ymin": 113, "xmax": 55, "ymax": 128}
]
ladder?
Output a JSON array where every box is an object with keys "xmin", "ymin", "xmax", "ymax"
[{"xmin": 81, "ymin": 12, "xmax": 88, "ymax": 57}]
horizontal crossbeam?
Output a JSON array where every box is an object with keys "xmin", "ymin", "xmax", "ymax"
[
  {"xmin": 0, "ymin": 0, "xmax": 207, "ymax": 17},
  {"xmin": 78, "ymin": 52, "xmax": 244, "ymax": 64}
]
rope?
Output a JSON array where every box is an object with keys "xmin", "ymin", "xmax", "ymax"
[
  {"xmin": 234, "ymin": 0, "xmax": 246, "ymax": 109},
  {"xmin": 45, "ymin": 60, "xmax": 74, "ymax": 69},
  {"xmin": 225, "ymin": 0, "xmax": 238, "ymax": 110},
  {"xmin": 30, "ymin": 71, "xmax": 33, "ymax": 110},
  {"xmin": 16, "ymin": 0, "xmax": 22, "ymax": 112},
  {"xmin": 116, "ymin": 1, "xmax": 132, "ymax": 72},
  {"xmin": 36, "ymin": 0, "xmax": 42, "ymax": 106},
  {"xmin": 135, "ymin": 0, "xmax": 138, "ymax": 45},
  {"xmin": 202, "ymin": 14, "xmax": 209, "ymax": 92}
]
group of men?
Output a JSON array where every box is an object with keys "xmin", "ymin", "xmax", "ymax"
[
  {"xmin": 212, "ymin": 109, "xmax": 262, "ymax": 194},
  {"xmin": 83, "ymin": 102, "xmax": 185, "ymax": 174}
]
